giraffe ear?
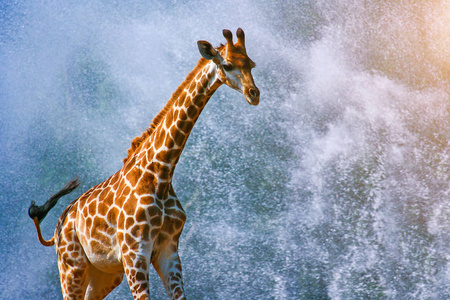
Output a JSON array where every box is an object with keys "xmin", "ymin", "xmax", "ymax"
[{"xmin": 197, "ymin": 40, "xmax": 218, "ymax": 60}]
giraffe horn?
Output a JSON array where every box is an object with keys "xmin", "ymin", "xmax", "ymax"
[
  {"xmin": 222, "ymin": 29, "xmax": 234, "ymax": 47},
  {"xmin": 236, "ymin": 28, "xmax": 245, "ymax": 49}
]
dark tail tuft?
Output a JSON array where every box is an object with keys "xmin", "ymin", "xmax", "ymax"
[{"xmin": 28, "ymin": 177, "xmax": 81, "ymax": 224}]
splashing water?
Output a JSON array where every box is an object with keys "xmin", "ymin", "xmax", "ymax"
[{"xmin": 1, "ymin": 1, "xmax": 448, "ymax": 299}]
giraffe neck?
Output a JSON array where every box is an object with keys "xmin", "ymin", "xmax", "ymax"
[{"xmin": 131, "ymin": 59, "xmax": 222, "ymax": 199}]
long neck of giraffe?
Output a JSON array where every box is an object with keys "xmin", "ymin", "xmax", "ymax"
[{"xmin": 131, "ymin": 58, "xmax": 222, "ymax": 198}]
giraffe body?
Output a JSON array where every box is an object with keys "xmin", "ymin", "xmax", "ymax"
[{"xmin": 29, "ymin": 29, "xmax": 259, "ymax": 300}]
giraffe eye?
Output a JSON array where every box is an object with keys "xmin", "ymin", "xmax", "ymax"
[{"xmin": 223, "ymin": 63, "xmax": 234, "ymax": 72}]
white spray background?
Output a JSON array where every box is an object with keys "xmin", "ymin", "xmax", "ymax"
[{"xmin": 0, "ymin": 0, "xmax": 448, "ymax": 299}]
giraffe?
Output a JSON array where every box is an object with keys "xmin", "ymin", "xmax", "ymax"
[{"xmin": 29, "ymin": 28, "xmax": 259, "ymax": 300}]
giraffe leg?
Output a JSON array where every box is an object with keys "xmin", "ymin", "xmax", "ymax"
[
  {"xmin": 59, "ymin": 252, "xmax": 124, "ymax": 300},
  {"xmin": 56, "ymin": 213, "xmax": 90, "ymax": 299},
  {"xmin": 57, "ymin": 254, "xmax": 89, "ymax": 300},
  {"xmin": 122, "ymin": 250, "xmax": 151, "ymax": 299},
  {"xmin": 84, "ymin": 266, "xmax": 124, "ymax": 300},
  {"xmin": 152, "ymin": 246, "xmax": 186, "ymax": 300}
]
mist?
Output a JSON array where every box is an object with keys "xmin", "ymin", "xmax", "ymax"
[{"xmin": 1, "ymin": 1, "xmax": 448, "ymax": 299}]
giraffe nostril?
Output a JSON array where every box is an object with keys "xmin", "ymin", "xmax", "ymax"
[{"xmin": 248, "ymin": 87, "xmax": 259, "ymax": 99}]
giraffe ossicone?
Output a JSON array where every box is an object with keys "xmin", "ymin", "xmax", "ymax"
[{"xmin": 29, "ymin": 28, "xmax": 259, "ymax": 300}]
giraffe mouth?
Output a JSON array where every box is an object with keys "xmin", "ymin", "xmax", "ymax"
[{"xmin": 246, "ymin": 96, "xmax": 259, "ymax": 106}]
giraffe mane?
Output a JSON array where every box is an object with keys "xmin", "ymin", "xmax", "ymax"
[{"xmin": 123, "ymin": 56, "xmax": 212, "ymax": 164}]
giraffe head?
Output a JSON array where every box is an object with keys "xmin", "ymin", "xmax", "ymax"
[{"xmin": 197, "ymin": 28, "xmax": 260, "ymax": 105}]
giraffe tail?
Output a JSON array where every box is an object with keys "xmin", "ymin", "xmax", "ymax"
[{"xmin": 28, "ymin": 177, "xmax": 81, "ymax": 247}]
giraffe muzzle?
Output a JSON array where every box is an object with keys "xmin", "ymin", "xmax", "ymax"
[{"xmin": 246, "ymin": 86, "xmax": 260, "ymax": 106}]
